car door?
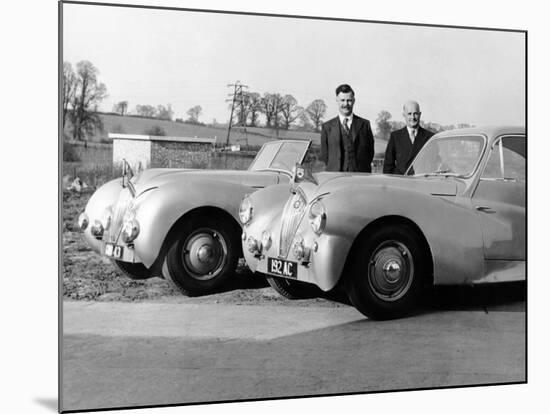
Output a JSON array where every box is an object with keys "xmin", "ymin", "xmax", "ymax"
[{"xmin": 471, "ymin": 135, "xmax": 525, "ymax": 261}]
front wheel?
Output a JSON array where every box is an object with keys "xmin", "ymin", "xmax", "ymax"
[
  {"xmin": 346, "ymin": 224, "xmax": 429, "ymax": 320},
  {"xmin": 162, "ymin": 216, "xmax": 240, "ymax": 296}
]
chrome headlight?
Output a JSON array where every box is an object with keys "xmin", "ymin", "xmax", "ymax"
[
  {"xmin": 239, "ymin": 195, "xmax": 254, "ymax": 224},
  {"xmin": 78, "ymin": 212, "xmax": 89, "ymax": 231},
  {"xmin": 308, "ymin": 200, "xmax": 326, "ymax": 235},
  {"xmin": 120, "ymin": 210, "xmax": 140, "ymax": 244}
]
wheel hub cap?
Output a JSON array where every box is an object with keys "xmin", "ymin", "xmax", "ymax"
[
  {"xmin": 382, "ymin": 260, "xmax": 402, "ymax": 283},
  {"xmin": 197, "ymin": 244, "xmax": 214, "ymax": 264},
  {"xmin": 368, "ymin": 241, "xmax": 414, "ymax": 302},
  {"xmin": 182, "ymin": 229, "xmax": 228, "ymax": 281}
]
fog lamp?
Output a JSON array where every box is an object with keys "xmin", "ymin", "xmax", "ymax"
[
  {"xmin": 293, "ymin": 237, "xmax": 305, "ymax": 260},
  {"xmin": 78, "ymin": 212, "xmax": 89, "ymax": 231},
  {"xmin": 261, "ymin": 231, "xmax": 272, "ymax": 251},
  {"xmin": 246, "ymin": 236, "xmax": 260, "ymax": 254},
  {"xmin": 90, "ymin": 220, "xmax": 104, "ymax": 238}
]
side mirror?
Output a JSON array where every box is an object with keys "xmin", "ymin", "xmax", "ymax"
[{"xmin": 291, "ymin": 162, "xmax": 317, "ymax": 192}]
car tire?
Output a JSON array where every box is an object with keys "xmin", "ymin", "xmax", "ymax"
[
  {"xmin": 112, "ymin": 260, "xmax": 151, "ymax": 280},
  {"xmin": 162, "ymin": 216, "xmax": 240, "ymax": 296},
  {"xmin": 266, "ymin": 276, "xmax": 319, "ymax": 299},
  {"xmin": 346, "ymin": 224, "xmax": 428, "ymax": 320}
]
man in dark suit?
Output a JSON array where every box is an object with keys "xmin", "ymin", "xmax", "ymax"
[
  {"xmin": 320, "ymin": 84, "xmax": 374, "ymax": 172},
  {"xmin": 383, "ymin": 100, "xmax": 434, "ymax": 175}
]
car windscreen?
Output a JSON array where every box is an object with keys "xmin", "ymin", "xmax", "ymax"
[
  {"xmin": 249, "ymin": 141, "xmax": 309, "ymax": 173},
  {"xmin": 408, "ymin": 135, "xmax": 485, "ymax": 177}
]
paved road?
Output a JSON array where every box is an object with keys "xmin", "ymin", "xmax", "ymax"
[{"xmin": 62, "ymin": 296, "xmax": 525, "ymax": 412}]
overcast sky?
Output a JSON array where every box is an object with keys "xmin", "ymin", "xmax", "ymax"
[{"xmin": 62, "ymin": 3, "xmax": 525, "ymax": 127}]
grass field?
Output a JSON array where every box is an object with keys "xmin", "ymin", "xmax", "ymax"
[
  {"xmin": 74, "ymin": 113, "xmax": 388, "ymax": 154},
  {"xmin": 84, "ymin": 113, "xmax": 313, "ymax": 147}
]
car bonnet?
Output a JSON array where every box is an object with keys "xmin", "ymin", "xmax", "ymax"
[{"xmin": 311, "ymin": 173, "xmax": 458, "ymax": 197}]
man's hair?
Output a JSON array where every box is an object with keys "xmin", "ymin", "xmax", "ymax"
[{"xmin": 335, "ymin": 84, "xmax": 354, "ymax": 96}]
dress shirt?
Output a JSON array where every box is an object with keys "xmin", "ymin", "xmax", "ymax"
[
  {"xmin": 339, "ymin": 113, "xmax": 354, "ymax": 129},
  {"xmin": 407, "ymin": 126, "xmax": 418, "ymax": 143}
]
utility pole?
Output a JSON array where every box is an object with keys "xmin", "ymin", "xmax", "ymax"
[{"xmin": 225, "ymin": 81, "xmax": 248, "ymax": 147}]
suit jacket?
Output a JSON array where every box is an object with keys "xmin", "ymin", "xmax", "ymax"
[
  {"xmin": 383, "ymin": 126, "xmax": 434, "ymax": 174},
  {"xmin": 320, "ymin": 115, "xmax": 375, "ymax": 172}
]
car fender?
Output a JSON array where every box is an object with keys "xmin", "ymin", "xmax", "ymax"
[
  {"xmin": 133, "ymin": 178, "xmax": 256, "ymax": 267},
  {"xmin": 317, "ymin": 185, "xmax": 484, "ymax": 288},
  {"xmin": 82, "ymin": 178, "xmax": 124, "ymax": 253}
]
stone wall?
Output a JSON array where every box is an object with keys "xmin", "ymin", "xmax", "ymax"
[
  {"xmin": 110, "ymin": 134, "xmax": 216, "ymax": 171},
  {"xmin": 151, "ymin": 141, "xmax": 213, "ymax": 168}
]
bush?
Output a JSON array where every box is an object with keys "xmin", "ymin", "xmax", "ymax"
[
  {"xmin": 63, "ymin": 142, "xmax": 81, "ymax": 162},
  {"xmin": 144, "ymin": 125, "xmax": 166, "ymax": 136}
]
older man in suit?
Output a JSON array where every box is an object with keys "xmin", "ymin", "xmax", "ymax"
[
  {"xmin": 320, "ymin": 84, "xmax": 375, "ymax": 172},
  {"xmin": 383, "ymin": 100, "xmax": 434, "ymax": 175}
]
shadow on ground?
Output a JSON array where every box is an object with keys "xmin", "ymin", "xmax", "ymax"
[
  {"xmin": 313, "ymin": 281, "xmax": 525, "ymax": 315},
  {"xmin": 424, "ymin": 282, "xmax": 526, "ymax": 312}
]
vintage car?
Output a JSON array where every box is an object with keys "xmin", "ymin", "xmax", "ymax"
[
  {"xmin": 240, "ymin": 126, "xmax": 525, "ymax": 319},
  {"xmin": 77, "ymin": 139, "xmax": 310, "ymax": 295}
]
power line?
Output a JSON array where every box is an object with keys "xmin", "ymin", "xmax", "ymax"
[{"xmin": 225, "ymin": 81, "xmax": 248, "ymax": 147}]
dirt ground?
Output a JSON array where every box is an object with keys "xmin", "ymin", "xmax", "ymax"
[{"xmin": 62, "ymin": 191, "xmax": 346, "ymax": 307}]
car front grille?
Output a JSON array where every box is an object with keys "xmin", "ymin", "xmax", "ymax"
[
  {"xmin": 278, "ymin": 188, "xmax": 307, "ymax": 258},
  {"xmin": 107, "ymin": 187, "xmax": 133, "ymax": 243}
]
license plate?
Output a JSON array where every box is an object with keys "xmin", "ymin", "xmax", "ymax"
[
  {"xmin": 105, "ymin": 243, "xmax": 123, "ymax": 259},
  {"xmin": 267, "ymin": 257, "xmax": 297, "ymax": 279}
]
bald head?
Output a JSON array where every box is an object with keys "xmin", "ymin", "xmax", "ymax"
[{"xmin": 402, "ymin": 100, "xmax": 421, "ymax": 128}]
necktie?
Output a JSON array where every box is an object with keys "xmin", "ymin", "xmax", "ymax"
[
  {"xmin": 343, "ymin": 118, "xmax": 350, "ymax": 134},
  {"xmin": 410, "ymin": 128, "xmax": 416, "ymax": 143}
]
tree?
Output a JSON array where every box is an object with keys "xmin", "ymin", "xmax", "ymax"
[
  {"xmin": 229, "ymin": 91, "xmax": 259, "ymax": 127},
  {"xmin": 186, "ymin": 105, "xmax": 202, "ymax": 123},
  {"xmin": 70, "ymin": 60, "xmax": 108, "ymax": 142},
  {"xmin": 135, "ymin": 104, "xmax": 157, "ymax": 118},
  {"xmin": 113, "ymin": 101, "xmax": 129, "ymax": 116},
  {"xmin": 157, "ymin": 104, "xmax": 174, "ymax": 121},
  {"xmin": 247, "ymin": 92, "xmax": 262, "ymax": 127},
  {"xmin": 260, "ymin": 93, "xmax": 284, "ymax": 128},
  {"xmin": 62, "ymin": 61, "xmax": 77, "ymax": 128},
  {"xmin": 305, "ymin": 99, "xmax": 327, "ymax": 132},
  {"xmin": 280, "ymin": 95, "xmax": 303, "ymax": 130},
  {"xmin": 297, "ymin": 112, "xmax": 314, "ymax": 131},
  {"xmin": 375, "ymin": 110, "xmax": 393, "ymax": 141}
]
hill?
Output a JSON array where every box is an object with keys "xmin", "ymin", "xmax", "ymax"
[{"xmin": 70, "ymin": 113, "xmax": 387, "ymax": 155}]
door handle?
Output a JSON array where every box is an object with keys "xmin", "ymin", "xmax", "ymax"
[{"xmin": 476, "ymin": 205, "xmax": 495, "ymax": 214}]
